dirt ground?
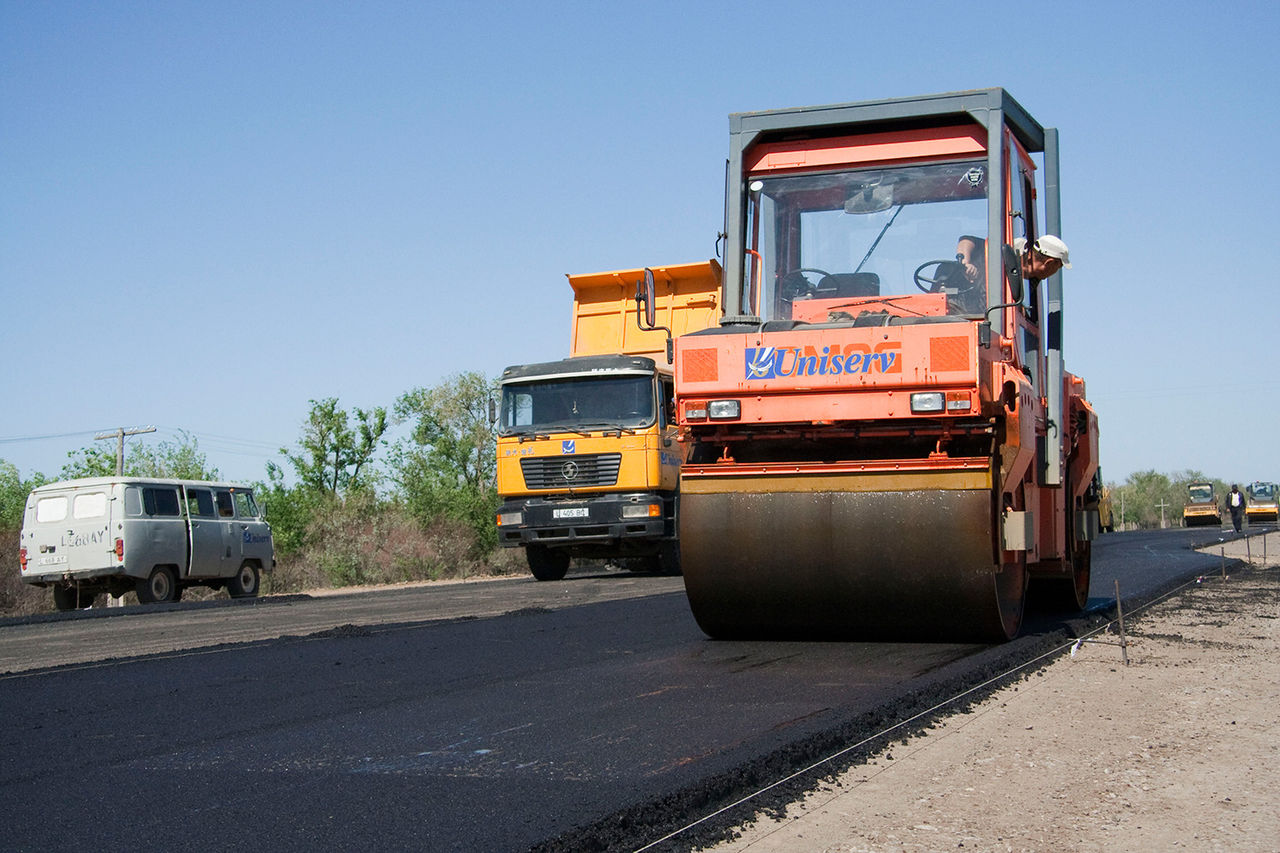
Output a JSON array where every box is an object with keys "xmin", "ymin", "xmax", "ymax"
[{"xmin": 703, "ymin": 533, "xmax": 1280, "ymax": 853}]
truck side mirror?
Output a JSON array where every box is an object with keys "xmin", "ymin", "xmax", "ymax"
[
  {"xmin": 640, "ymin": 268, "xmax": 658, "ymax": 329},
  {"xmin": 1002, "ymin": 243, "xmax": 1024, "ymax": 304},
  {"xmin": 488, "ymin": 396, "xmax": 497, "ymax": 424},
  {"xmin": 635, "ymin": 267, "xmax": 673, "ymax": 364}
]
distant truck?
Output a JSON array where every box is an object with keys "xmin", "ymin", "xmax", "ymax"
[
  {"xmin": 495, "ymin": 261, "xmax": 721, "ymax": 580},
  {"xmin": 1182, "ymin": 482, "xmax": 1221, "ymax": 527},
  {"xmin": 1245, "ymin": 481, "xmax": 1278, "ymax": 524},
  {"xmin": 19, "ymin": 477, "xmax": 274, "ymax": 610}
]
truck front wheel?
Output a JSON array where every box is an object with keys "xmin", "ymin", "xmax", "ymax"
[
  {"xmin": 136, "ymin": 566, "xmax": 177, "ymax": 604},
  {"xmin": 526, "ymin": 546, "xmax": 569, "ymax": 581}
]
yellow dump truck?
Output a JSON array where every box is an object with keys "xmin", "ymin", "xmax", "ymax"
[
  {"xmin": 1246, "ymin": 481, "xmax": 1278, "ymax": 524},
  {"xmin": 495, "ymin": 261, "xmax": 721, "ymax": 580}
]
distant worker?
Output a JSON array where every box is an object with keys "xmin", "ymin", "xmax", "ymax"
[
  {"xmin": 1227, "ymin": 484, "xmax": 1247, "ymax": 532},
  {"xmin": 1014, "ymin": 234, "xmax": 1072, "ymax": 281}
]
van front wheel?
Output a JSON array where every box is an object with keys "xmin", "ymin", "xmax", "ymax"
[
  {"xmin": 136, "ymin": 567, "xmax": 177, "ymax": 604},
  {"xmin": 228, "ymin": 562, "xmax": 261, "ymax": 598}
]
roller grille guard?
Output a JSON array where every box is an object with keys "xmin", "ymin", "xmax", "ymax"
[{"xmin": 519, "ymin": 453, "xmax": 622, "ymax": 490}]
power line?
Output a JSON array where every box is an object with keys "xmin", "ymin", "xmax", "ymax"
[{"xmin": 0, "ymin": 429, "xmax": 113, "ymax": 444}]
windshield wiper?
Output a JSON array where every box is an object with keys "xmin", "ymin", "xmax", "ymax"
[
  {"xmin": 822, "ymin": 294, "xmax": 931, "ymax": 317},
  {"xmin": 541, "ymin": 424, "xmax": 598, "ymax": 437},
  {"xmin": 575, "ymin": 421, "xmax": 641, "ymax": 435},
  {"xmin": 853, "ymin": 204, "xmax": 905, "ymax": 273}
]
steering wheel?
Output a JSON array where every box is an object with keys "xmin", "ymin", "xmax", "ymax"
[
  {"xmin": 778, "ymin": 268, "xmax": 832, "ymax": 300},
  {"xmin": 913, "ymin": 259, "xmax": 965, "ymax": 294}
]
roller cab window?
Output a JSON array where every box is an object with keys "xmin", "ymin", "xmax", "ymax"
[
  {"xmin": 500, "ymin": 374, "xmax": 657, "ymax": 436},
  {"xmin": 742, "ymin": 160, "xmax": 989, "ymax": 322}
]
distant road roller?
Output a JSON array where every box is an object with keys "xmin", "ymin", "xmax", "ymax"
[{"xmin": 670, "ymin": 89, "xmax": 1099, "ymax": 642}]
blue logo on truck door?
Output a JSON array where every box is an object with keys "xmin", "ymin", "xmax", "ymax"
[{"xmin": 562, "ymin": 440, "xmax": 576, "ymax": 454}]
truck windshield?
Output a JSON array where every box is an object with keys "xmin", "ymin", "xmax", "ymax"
[
  {"xmin": 1188, "ymin": 484, "xmax": 1214, "ymax": 504},
  {"xmin": 499, "ymin": 374, "xmax": 655, "ymax": 436},
  {"xmin": 743, "ymin": 159, "xmax": 989, "ymax": 322}
]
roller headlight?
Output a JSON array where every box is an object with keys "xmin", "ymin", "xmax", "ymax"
[
  {"xmin": 910, "ymin": 392, "xmax": 945, "ymax": 413},
  {"xmin": 708, "ymin": 400, "xmax": 741, "ymax": 420}
]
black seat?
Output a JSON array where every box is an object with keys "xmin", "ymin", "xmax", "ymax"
[{"xmin": 816, "ymin": 272, "xmax": 880, "ymax": 298}]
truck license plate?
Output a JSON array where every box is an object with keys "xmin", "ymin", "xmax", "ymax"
[{"xmin": 553, "ymin": 507, "xmax": 589, "ymax": 519}]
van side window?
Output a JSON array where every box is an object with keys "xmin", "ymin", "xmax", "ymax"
[
  {"xmin": 72, "ymin": 492, "xmax": 108, "ymax": 519},
  {"xmin": 125, "ymin": 487, "xmax": 142, "ymax": 516},
  {"xmin": 233, "ymin": 491, "xmax": 258, "ymax": 518},
  {"xmin": 142, "ymin": 487, "xmax": 182, "ymax": 517},
  {"xmin": 214, "ymin": 490, "xmax": 235, "ymax": 518},
  {"xmin": 186, "ymin": 488, "xmax": 216, "ymax": 518}
]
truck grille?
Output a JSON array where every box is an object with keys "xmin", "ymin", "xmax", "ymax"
[{"xmin": 520, "ymin": 453, "xmax": 621, "ymax": 490}]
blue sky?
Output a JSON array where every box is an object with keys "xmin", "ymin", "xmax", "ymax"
[{"xmin": 3, "ymin": 0, "xmax": 1278, "ymax": 487}]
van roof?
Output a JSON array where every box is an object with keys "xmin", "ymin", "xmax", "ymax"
[{"xmin": 29, "ymin": 476, "xmax": 258, "ymax": 493}]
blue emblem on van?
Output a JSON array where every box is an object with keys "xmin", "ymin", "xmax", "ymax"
[{"xmin": 562, "ymin": 440, "xmax": 576, "ymax": 454}]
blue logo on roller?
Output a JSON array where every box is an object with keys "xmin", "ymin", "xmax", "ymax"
[
  {"xmin": 745, "ymin": 347, "xmax": 779, "ymax": 379},
  {"xmin": 562, "ymin": 440, "xmax": 576, "ymax": 454}
]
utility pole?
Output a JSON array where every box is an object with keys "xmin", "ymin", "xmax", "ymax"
[
  {"xmin": 94, "ymin": 426, "xmax": 156, "ymax": 475},
  {"xmin": 1155, "ymin": 498, "xmax": 1170, "ymax": 529}
]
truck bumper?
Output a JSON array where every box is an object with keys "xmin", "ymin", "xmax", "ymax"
[{"xmin": 497, "ymin": 491, "xmax": 674, "ymax": 550}]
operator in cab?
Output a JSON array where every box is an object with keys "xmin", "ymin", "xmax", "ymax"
[{"xmin": 1017, "ymin": 234, "xmax": 1071, "ymax": 281}]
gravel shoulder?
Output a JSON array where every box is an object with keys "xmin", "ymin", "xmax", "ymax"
[{"xmin": 702, "ymin": 534, "xmax": 1280, "ymax": 853}]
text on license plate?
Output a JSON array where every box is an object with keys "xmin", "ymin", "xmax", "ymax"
[
  {"xmin": 553, "ymin": 507, "xmax": 590, "ymax": 519},
  {"xmin": 39, "ymin": 555, "xmax": 68, "ymax": 565}
]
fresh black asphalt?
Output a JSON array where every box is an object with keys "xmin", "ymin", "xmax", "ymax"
[{"xmin": 0, "ymin": 528, "xmax": 1246, "ymax": 852}]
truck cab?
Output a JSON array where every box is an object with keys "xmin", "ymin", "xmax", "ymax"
[{"xmin": 495, "ymin": 261, "xmax": 720, "ymax": 580}]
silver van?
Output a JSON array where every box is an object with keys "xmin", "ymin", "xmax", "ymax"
[{"xmin": 18, "ymin": 477, "xmax": 275, "ymax": 610}]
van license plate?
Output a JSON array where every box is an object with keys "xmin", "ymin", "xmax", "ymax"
[
  {"xmin": 553, "ymin": 508, "xmax": 589, "ymax": 519},
  {"xmin": 39, "ymin": 555, "xmax": 68, "ymax": 566}
]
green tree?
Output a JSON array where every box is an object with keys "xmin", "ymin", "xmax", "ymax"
[
  {"xmin": 0, "ymin": 460, "xmax": 47, "ymax": 530},
  {"xmin": 130, "ymin": 431, "xmax": 220, "ymax": 480},
  {"xmin": 280, "ymin": 398, "xmax": 388, "ymax": 499},
  {"xmin": 1111, "ymin": 469, "xmax": 1230, "ymax": 529},
  {"xmin": 256, "ymin": 463, "xmax": 318, "ymax": 559},
  {"xmin": 391, "ymin": 372, "xmax": 499, "ymax": 551},
  {"xmin": 59, "ymin": 432, "xmax": 219, "ymax": 481},
  {"xmin": 59, "ymin": 445, "xmax": 116, "ymax": 479}
]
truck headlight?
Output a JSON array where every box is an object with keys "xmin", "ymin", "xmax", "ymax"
[
  {"xmin": 910, "ymin": 392, "xmax": 944, "ymax": 413},
  {"xmin": 621, "ymin": 503, "xmax": 662, "ymax": 519},
  {"xmin": 708, "ymin": 400, "xmax": 741, "ymax": 420},
  {"xmin": 497, "ymin": 511, "xmax": 522, "ymax": 526}
]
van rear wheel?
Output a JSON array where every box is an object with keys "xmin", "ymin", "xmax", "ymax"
[
  {"xmin": 136, "ymin": 567, "xmax": 177, "ymax": 604},
  {"xmin": 228, "ymin": 562, "xmax": 261, "ymax": 598}
]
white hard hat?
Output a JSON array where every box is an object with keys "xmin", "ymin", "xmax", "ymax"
[
  {"xmin": 1012, "ymin": 237, "xmax": 1027, "ymax": 255},
  {"xmin": 1034, "ymin": 235, "xmax": 1071, "ymax": 268}
]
